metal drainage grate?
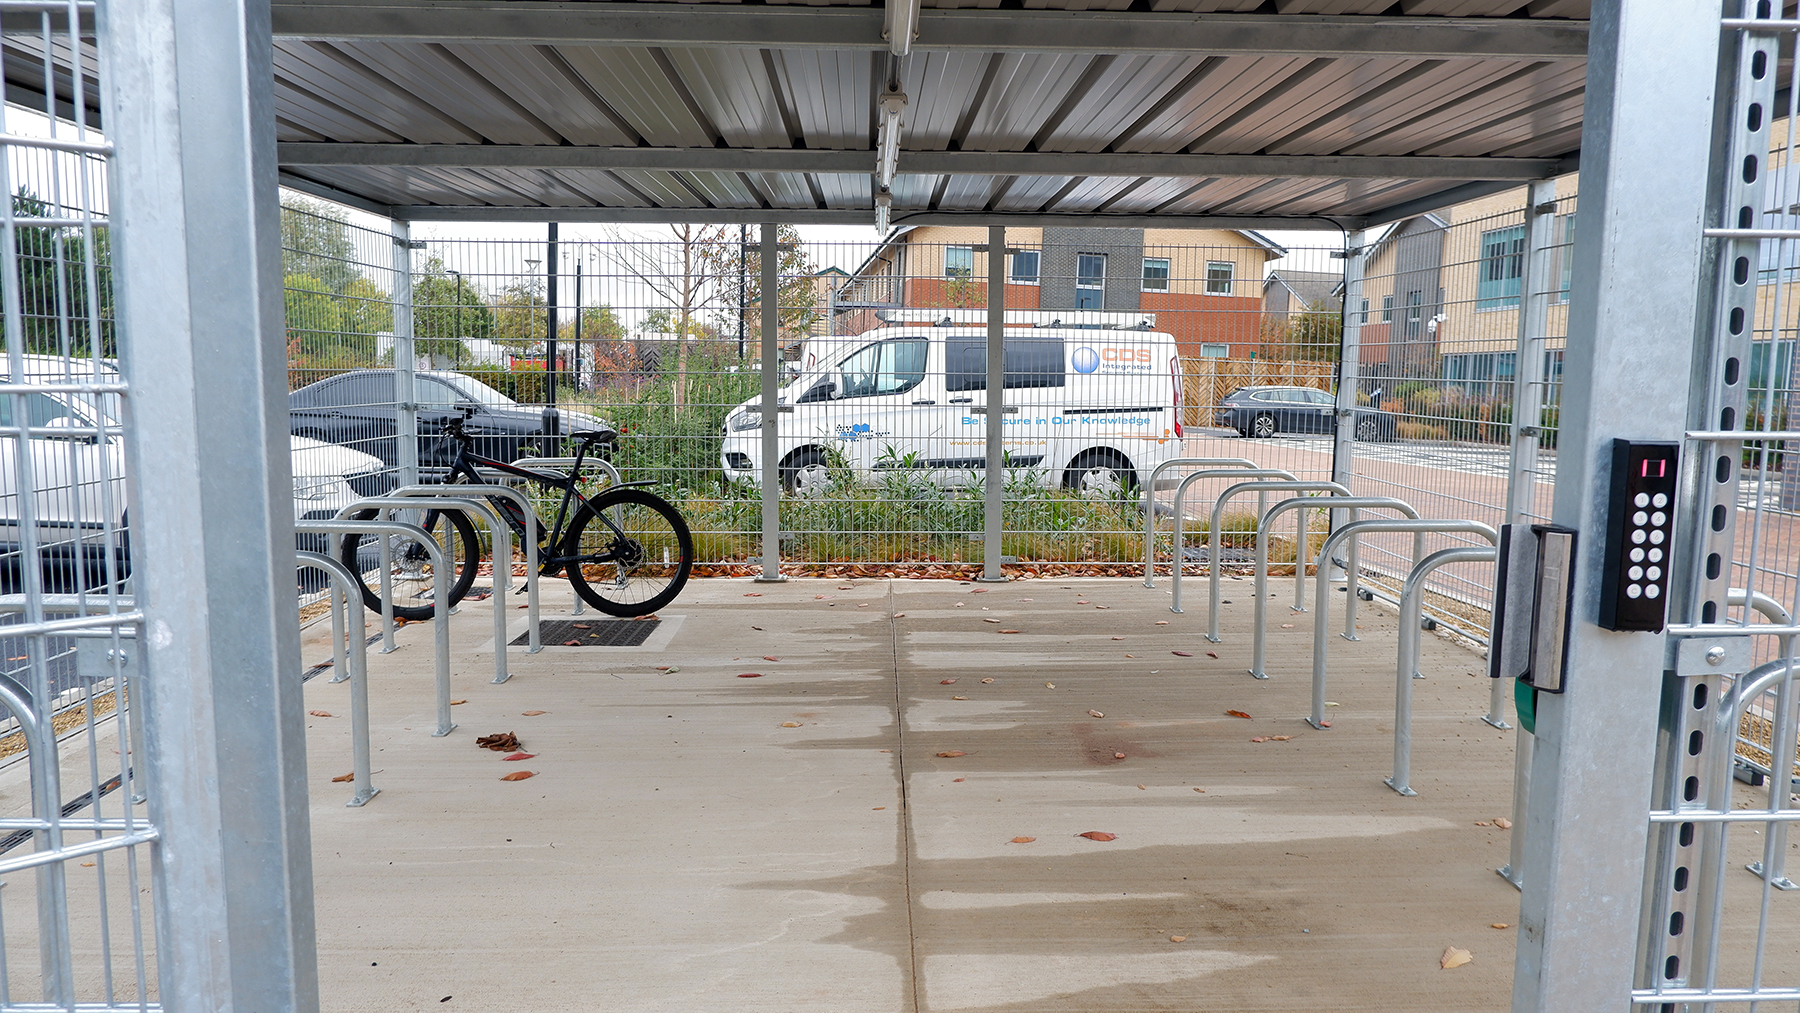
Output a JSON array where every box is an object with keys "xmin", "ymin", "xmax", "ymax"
[{"xmin": 515, "ymin": 619, "xmax": 661, "ymax": 648}]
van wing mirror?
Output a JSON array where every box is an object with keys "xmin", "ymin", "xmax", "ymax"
[{"xmin": 797, "ymin": 380, "xmax": 836, "ymax": 404}]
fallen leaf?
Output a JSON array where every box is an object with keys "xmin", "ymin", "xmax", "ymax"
[
  {"xmin": 476, "ymin": 732, "xmax": 522, "ymax": 752},
  {"xmin": 1088, "ymin": 709, "xmax": 1106, "ymax": 718},
  {"xmin": 1170, "ymin": 935, "xmax": 1187, "ymax": 943},
  {"xmin": 1126, "ymin": 654, "xmax": 1136, "ymax": 658},
  {"xmin": 983, "ymin": 618, "xmax": 1001, "ymax": 623},
  {"xmin": 308, "ymin": 710, "xmax": 334, "ymax": 718},
  {"xmin": 954, "ymin": 602, "xmax": 964, "ymax": 607},
  {"xmin": 941, "ymin": 678, "xmax": 959, "ymax": 684},
  {"xmin": 737, "ymin": 673, "xmax": 763, "ymax": 679},
  {"xmin": 1155, "ymin": 621, "xmax": 1169, "ymax": 625},
  {"xmin": 1250, "ymin": 737, "xmax": 1268, "ymax": 743},
  {"xmin": 858, "ymin": 603, "xmax": 870, "ymax": 608},
  {"xmin": 1193, "ymin": 788, "xmax": 1206, "ymax": 793},
  {"xmin": 1172, "ymin": 651, "xmax": 1193, "ymax": 657},
  {"xmin": 780, "ymin": 722, "xmax": 801, "ymax": 728},
  {"xmin": 1076, "ymin": 600, "xmax": 1091, "ymax": 604},
  {"xmin": 952, "ymin": 695, "xmax": 969, "ymax": 700},
  {"xmin": 1009, "ymin": 836, "xmax": 1036, "ymax": 844},
  {"xmin": 1225, "ymin": 710, "xmax": 1252, "ymax": 719},
  {"xmin": 522, "ymin": 710, "xmax": 547, "ymax": 716},
  {"xmin": 502, "ymin": 752, "xmax": 535, "ymax": 761},
  {"xmin": 80, "ymin": 862, "xmax": 95, "ymax": 868},
  {"xmin": 1491, "ymin": 923, "xmax": 1510, "ymax": 930},
  {"xmin": 742, "ymin": 592, "xmax": 762, "ymax": 597},
  {"xmin": 750, "ymin": 625, "xmax": 763, "ymax": 631},
  {"xmin": 838, "ymin": 586, "xmax": 854, "ymax": 590},
  {"xmin": 1112, "ymin": 636, "xmax": 1125, "ymax": 641},
  {"xmin": 970, "ymin": 588, "xmax": 988, "ymax": 594},
  {"xmin": 981, "ymin": 678, "xmax": 994, "ymax": 684},
  {"xmin": 1475, "ymin": 821, "xmax": 1491, "ymax": 827},
  {"xmin": 872, "ymin": 806, "xmax": 886, "ymax": 810},
  {"xmin": 1095, "ymin": 605, "xmax": 1110, "ymax": 610},
  {"xmin": 953, "ymin": 777, "xmax": 965, "ymax": 782},
  {"xmin": 450, "ymin": 699, "xmax": 467, "ymax": 705},
  {"xmin": 500, "ymin": 770, "xmax": 536, "ymax": 782},
  {"xmin": 1114, "ymin": 752, "xmax": 1127, "ymax": 759},
  {"xmin": 1206, "ymin": 651, "xmax": 1219, "ymax": 659},
  {"xmin": 332, "ymin": 772, "xmax": 354, "ymax": 782},
  {"xmin": 1000, "ymin": 629, "xmax": 1021, "ymax": 634},
  {"xmin": 564, "ymin": 640, "xmax": 582, "ymax": 646},
  {"xmin": 763, "ymin": 656, "xmax": 781, "ymax": 662},
  {"xmin": 663, "ymin": 666, "xmax": 681, "ymax": 673},
  {"xmin": 1440, "ymin": 947, "xmax": 1472, "ymax": 969},
  {"xmin": 1077, "ymin": 831, "xmax": 1118, "ymax": 842},
  {"xmin": 656, "ymin": 665, "xmax": 671, "ymax": 671},
  {"xmin": 1319, "ymin": 721, "xmax": 1332, "ymax": 728},
  {"xmin": 1494, "ymin": 817, "xmax": 1513, "ymax": 829},
  {"xmin": 893, "ymin": 613, "xmax": 907, "ymax": 619},
  {"xmin": 936, "ymin": 750, "xmax": 967, "ymax": 758},
  {"xmin": 814, "ymin": 595, "xmax": 832, "ymax": 600},
  {"xmin": 1045, "ymin": 682, "xmax": 1056, "ymax": 689},
  {"xmin": 1326, "ymin": 701, "xmax": 1340, "ymax": 707},
  {"xmin": 1269, "ymin": 735, "xmax": 1293, "ymax": 741},
  {"xmin": 1137, "ymin": 784, "xmax": 1147, "ymax": 790},
  {"xmin": 1280, "ymin": 623, "xmax": 1295, "ymax": 629}
]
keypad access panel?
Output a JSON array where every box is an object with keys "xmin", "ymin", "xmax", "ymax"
[{"xmin": 1598, "ymin": 439, "xmax": 1679, "ymax": 632}]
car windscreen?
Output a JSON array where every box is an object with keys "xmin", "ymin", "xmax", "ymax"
[{"xmin": 442, "ymin": 375, "xmax": 517, "ymax": 407}]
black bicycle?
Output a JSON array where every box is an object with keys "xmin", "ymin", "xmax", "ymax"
[{"xmin": 338, "ymin": 417, "xmax": 693, "ymax": 619}]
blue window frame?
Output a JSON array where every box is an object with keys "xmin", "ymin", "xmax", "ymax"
[
  {"xmin": 1010, "ymin": 249, "xmax": 1039, "ymax": 284},
  {"xmin": 1478, "ymin": 225, "xmax": 1526, "ymax": 310}
]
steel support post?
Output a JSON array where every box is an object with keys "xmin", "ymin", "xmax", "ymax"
[
  {"xmin": 391, "ymin": 219, "xmax": 418, "ymax": 490},
  {"xmin": 1510, "ymin": 1, "xmax": 1718, "ymax": 1008},
  {"xmin": 101, "ymin": 0, "xmax": 320, "ymax": 1003},
  {"xmin": 978, "ymin": 226, "xmax": 1006, "ymax": 583},
  {"xmin": 1328, "ymin": 231, "xmax": 1367, "ymax": 564},
  {"xmin": 756, "ymin": 223, "xmax": 785, "ymax": 582}
]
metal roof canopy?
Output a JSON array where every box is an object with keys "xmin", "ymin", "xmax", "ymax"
[{"xmin": 270, "ymin": 2, "xmax": 1590, "ymax": 226}]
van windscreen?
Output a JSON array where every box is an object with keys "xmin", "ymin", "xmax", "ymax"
[{"xmin": 945, "ymin": 337, "xmax": 1066, "ymax": 391}]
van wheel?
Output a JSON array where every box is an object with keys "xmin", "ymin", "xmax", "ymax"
[
  {"xmin": 781, "ymin": 448, "xmax": 832, "ymax": 496},
  {"xmin": 1064, "ymin": 451, "xmax": 1135, "ymax": 497},
  {"xmin": 1251, "ymin": 413, "xmax": 1277, "ymax": 438}
]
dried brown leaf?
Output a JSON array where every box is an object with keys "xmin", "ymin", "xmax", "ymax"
[
  {"xmin": 936, "ymin": 750, "xmax": 966, "ymax": 758},
  {"xmin": 941, "ymin": 678, "xmax": 958, "ymax": 684},
  {"xmin": 499, "ymin": 770, "xmax": 536, "ymax": 782},
  {"xmin": 502, "ymin": 752, "xmax": 535, "ymax": 761},
  {"xmin": 780, "ymin": 722, "xmax": 801, "ymax": 728},
  {"xmin": 952, "ymin": 695, "xmax": 969, "ymax": 700},
  {"xmin": 1170, "ymin": 935, "xmax": 1187, "ymax": 943},
  {"xmin": 564, "ymin": 640, "xmax": 583, "ymax": 646},
  {"xmin": 1045, "ymin": 682, "xmax": 1056, "ymax": 689},
  {"xmin": 521, "ymin": 710, "xmax": 547, "ymax": 716},
  {"xmin": 981, "ymin": 678, "xmax": 994, "ymax": 683},
  {"xmin": 1494, "ymin": 817, "xmax": 1512, "ymax": 829},
  {"xmin": 1088, "ymin": 709, "xmax": 1106, "ymax": 718},
  {"xmin": 308, "ymin": 710, "xmax": 334, "ymax": 718},
  {"xmin": 1077, "ymin": 831, "xmax": 1118, "ymax": 842},
  {"xmin": 331, "ymin": 772, "xmax": 354, "ymax": 782},
  {"xmin": 1225, "ymin": 710, "xmax": 1252, "ymax": 719},
  {"xmin": 1155, "ymin": 621, "xmax": 1169, "ymax": 625},
  {"xmin": 999, "ymin": 629, "xmax": 1021, "ymax": 634},
  {"xmin": 450, "ymin": 699, "xmax": 467, "ymax": 705},
  {"xmin": 1113, "ymin": 752, "xmax": 1127, "ymax": 759},
  {"xmin": 1440, "ymin": 947, "xmax": 1472, "ymax": 969},
  {"xmin": 1172, "ymin": 651, "xmax": 1193, "ymax": 657},
  {"xmin": 742, "ymin": 592, "xmax": 762, "ymax": 597},
  {"xmin": 1009, "ymin": 836, "xmax": 1036, "ymax": 844},
  {"xmin": 1491, "ymin": 923, "xmax": 1510, "ymax": 930},
  {"xmin": 983, "ymin": 618, "xmax": 1001, "ymax": 623},
  {"xmin": 1137, "ymin": 784, "xmax": 1147, "ymax": 790},
  {"xmin": 1206, "ymin": 651, "xmax": 1219, "ymax": 659},
  {"xmin": 737, "ymin": 673, "xmax": 763, "ymax": 679},
  {"xmin": 763, "ymin": 656, "xmax": 781, "ymax": 662}
]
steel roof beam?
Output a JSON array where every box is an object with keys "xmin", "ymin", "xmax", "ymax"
[
  {"xmin": 269, "ymin": 2, "xmax": 1588, "ymax": 60},
  {"xmin": 386, "ymin": 204, "xmax": 1364, "ymax": 228},
  {"xmin": 278, "ymin": 143, "xmax": 1575, "ymax": 181}
]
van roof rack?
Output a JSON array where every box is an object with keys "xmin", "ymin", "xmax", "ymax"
[{"xmin": 874, "ymin": 309, "xmax": 1157, "ymax": 330}]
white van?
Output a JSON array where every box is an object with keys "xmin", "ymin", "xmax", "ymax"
[{"xmin": 721, "ymin": 324, "xmax": 1185, "ymax": 496}]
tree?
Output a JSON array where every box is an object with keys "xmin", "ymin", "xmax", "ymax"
[
  {"xmin": 1267, "ymin": 299, "xmax": 1343, "ymax": 363},
  {"xmin": 10, "ymin": 191, "xmax": 114, "ymax": 357},
  {"xmin": 602, "ymin": 224, "xmax": 735, "ymax": 413},
  {"xmin": 715, "ymin": 224, "xmax": 824, "ymax": 343},
  {"xmin": 280, "ymin": 196, "xmax": 360, "ymax": 294},
  {"xmin": 490, "ymin": 280, "xmax": 548, "ymax": 354},
  {"xmin": 412, "ymin": 255, "xmax": 493, "ymax": 363}
]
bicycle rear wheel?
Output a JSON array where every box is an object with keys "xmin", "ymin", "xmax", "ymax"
[
  {"xmin": 337, "ymin": 506, "xmax": 479, "ymax": 621},
  {"xmin": 564, "ymin": 488, "xmax": 693, "ymax": 616}
]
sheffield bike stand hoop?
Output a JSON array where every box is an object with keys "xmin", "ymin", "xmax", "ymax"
[
  {"xmin": 392, "ymin": 483, "xmax": 544, "ymax": 655},
  {"xmin": 1140, "ymin": 458, "xmax": 1259, "ymax": 586},
  {"xmin": 1165, "ymin": 468, "xmax": 1296, "ymax": 618},
  {"xmin": 1200, "ymin": 480, "xmax": 1350, "ymax": 644},
  {"xmin": 296, "ymin": 550, "xmax": 378, "ymax": 805},
  {"xmin": 1388, "ymin": 546, "xmax": 1497, "ymax": 797},
  {"xmin": 509, "ymin": 456, "xmax": 624, "ymax": 616}
]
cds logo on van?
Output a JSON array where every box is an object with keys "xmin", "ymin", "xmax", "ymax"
[{"xmin": 1072, "ymin": 346, "xmax": 1154, "ymax": 375}]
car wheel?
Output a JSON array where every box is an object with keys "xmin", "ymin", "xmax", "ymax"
[
  {"xmin": 1251, "ymin": 413, "xmax": 1277, "ymax": 439},
  {"xmin": 1063, "ymin": 450, "xmax": 1135, "ymax": 497},
  {"xmin": 781, "ymin": 448, "xmax": 832, "ymax": 496},
  {"xmin": 1355, "ymin": 416, "xmax": 1381, "ymax": 442}
]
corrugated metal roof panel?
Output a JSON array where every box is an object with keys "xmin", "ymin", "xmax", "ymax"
[
  {"xmin": 275, "ymin": 43, "xmax": 484, "ymax": 144},
  {"xmin": 769, "ymin": 49, "xmax": 875, "ymax": 149},
  {"xmin": 958, "ymin": 53, "xmax": 1098, "ymax": 151},
  {"xmin": 441, "ymin": 44, "xmax": 640, "ymax": 147},
  {"xmin": 1109, "ymin": 56, "xmax": 1313, "ymax": 153},
  {"xmin": 664, "ymin": 48, "xmax": 792, "ymax": 149},
  {"xmin": 550, "ymin": 47, "xmax": 717, "ymax": 147}
]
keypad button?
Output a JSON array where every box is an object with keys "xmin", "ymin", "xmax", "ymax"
[
  {"xmin": 1633, "ymin": 510, "xmax": 1649, "ymax": 526},
  {"xmin": 1650, "ymin": 529, "xmax": 1665, "ymax": 545},
  {"xmin": 1630, "ymin": 547, "xmax": 1646, "ymax": 563},
  {"xmin": 1635, "ymin": 493, "xmax": 1651, "ymax": 508},
  {"xmin": 1651, "ymin": 511, "xmax": 1666, "ymax": 526},
  {"xmin": 1647, "ymin": 566, "xmax": 1662, "ymax": 581},
  {"xmin": 1652, "ymin": 493, "xmax": 1668, "ymax": 508},
  {"xmin": 1646, "ymin": 584, "xmax": 1661, "ymax": 599},
  {"xmin": 1649, "ymin": 548, "xmax": 1664, "ymax": 563},
  {"xmin": 1627, "ymin": 584, "xmax": 1643, "ymax": 599},
  {"xmin": 1628, "ymin": 566, "xmax": 1644, "ymax": 580},
  {"xmin": 1631, "ymin": 529, "xmax": 1647, "ymax": 544}
]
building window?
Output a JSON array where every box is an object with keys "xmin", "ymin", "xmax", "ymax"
[
  {"xmin": 1142, "ymin": 257, "xmax": 1170, "ymax": 292},
  {"xmin": 1552, "ymin": 215, "xmax": 1576, "ymax": 303},
  {"xmin": 1076, "ymin": 253, "xmax": 1105, "ymax": 309},
  {"xmin": 1200, "ymin": 343, "xmax": 1229, "ymax": 358},
  {"xmin": 1205, "ymin": 261, "xmax": 1234, "ymax": 295},
  {"xmin": 1011, "ymin": 249, "xmax": 1040, "ymax": 284},
  {"xmin": 1478, "ymin": 225, "xmax": 1526, "ymax": 310},
  {"xmin": 1359, "ymin": 298, "xmax": 1369, "ymax": 324},
  {"xmin": 1381, "ymin": 295, "xmax": 1394, "ymax": 322},
  {"xmin": 945, "ymin": 246, "xmax": 973, "ymax": 278},
  {"xmin": 1405, "ymin": 291, "xmax": 1423, "ymax": 339}
]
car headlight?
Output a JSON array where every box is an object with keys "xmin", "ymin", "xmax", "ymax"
[
  {"xmin": 730, "ymin": 412, "xmax": 763, "ymax": 432},
  {"xmin": 292, "ymin": 475, "xmax": 341, "ymax": 501}
]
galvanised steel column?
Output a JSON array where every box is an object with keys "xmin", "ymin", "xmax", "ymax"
[
  {"xmin": 756, "ymin": 224, "xmax": 785, "ymax": 582},
  {"xmin": 1328, "ymin": 231, "xmax": 1366, "ymax": 576},
  {"xmin": 1506, "ymin": 180, "xmax": 1558, "ymax": 528},
  {"xmin": 978, "ymin": 226, "xmax": 1006, "ymax": 583},
  {"xmin": 101, "ymin": 0, "xmax": 319, "ymax": 1005},
  {"xmin": 391, "ymin": 219, "xmax": 418, "ymax": 489},
  {"xmin": 1510, "ymin": 1, "xmax": 1717, "ymax": 1008}
]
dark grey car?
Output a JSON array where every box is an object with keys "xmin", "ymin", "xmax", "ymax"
[
  {"xmin": 1215, "ymin": 385, "xmax": 1395, "ymax": 441},
  {"xmin": 290, "ymin": 369, "xmax": 615, "ymax": 466}
]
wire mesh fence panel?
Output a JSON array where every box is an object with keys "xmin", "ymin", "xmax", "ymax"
[{"xmin": 0, "ymin": 5, "xmax": 160, "ymax": 1008}]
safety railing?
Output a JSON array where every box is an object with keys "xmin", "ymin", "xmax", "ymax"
[
  {"xmin": 390, "ymin": 483, "xmax": 544, "ymax": 657},
  {"xmin": 1307, "ymin": 519, "xmax": 1499, "ymax": 730},
  {"xmin": 1139, "ymin": 458, "xmax": 1260, "ymax": 586},
  {"xmin": 296, "ymin": 550, "xmax": 378, "ymax": 806},
  {"xmin": 1202, "ymin": 480, "xmax": 1350, "ymax": 642},
  {"xmin": 1250, "ymin": 496, "xmax": 1420, "ymax": 681},
  {"xmin": 1166, "ymin": 469, "xmax": 1298, "ymax": 616},
  {"xmin": 1389, "ymin": 545, "xmax": 1499, "ymax": 796}
]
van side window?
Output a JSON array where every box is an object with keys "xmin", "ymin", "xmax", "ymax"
[
  {"xmin": 945, "ymin": 337, "xmax": 1067, "ymax": 391},
  {"xmin": 837, "ymin": 339, "xmax": 928, "ymax": 398}
]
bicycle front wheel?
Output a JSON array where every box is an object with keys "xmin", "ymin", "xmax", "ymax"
[
  {"xmin": 338, "ymin": 506, "xmax": 479, "ymax": 621},
  {"xmin": 564, "ymin": 488, "xmax": 693, "ymax": 617}
]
